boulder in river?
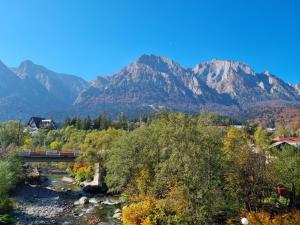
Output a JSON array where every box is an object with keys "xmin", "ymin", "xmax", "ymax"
[
  {"xmin": 86, "ymin": 207, "xmax": 94, "ymax": 214},
  {"xmin": 74, "ymin": 196, "xmax": 89, "ymax": 205},
  {"xmin": 24, "ymin": 166, "xmax": 42, "ymax": 185},
  {"xmin": 101, "ymin": 199, "xmax": 120, "ymax": 205},
  {"xmin": 62, "ymin": 176, "xmax": 74, "ymax": 183},
  {"xmin": 114, "ymin": 209, "xmax": 121, "ymax": 214},
  {"xmin": 89, "ymin": 198, "xmax": 98, "ymax": 204},
  {"xmin": 113, "ymin": 212, "xmax": 122, "ymax": 220}
]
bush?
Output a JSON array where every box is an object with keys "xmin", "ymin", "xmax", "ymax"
[
  {"xmin": 0, "ymin": 197, "xmax": 15, "ymax": 225},
  {"xmin": 0, "ymin": 159, "xmax": 22, "ymax": 197},
  {"xmin": 122, "ymin": 197, "xmax": 155, "ymax": 225},
  {"xmin": 75, "ymin": 166, "xmax": 93, "ymax": 182},
  {"xmin": 0, "ymin": 214, "xmax": 16, "ymax": 225},
  {"xmin": 0, "ymin": 198, "xmax": 13, "ymax": 215},
  {"xmin": 227, "ymin": 211, "xmax": 300, "ymax": 225}
]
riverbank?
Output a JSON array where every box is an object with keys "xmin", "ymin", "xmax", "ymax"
[{"xmin": 11, "ymin": 167, "xmax": 122, "ymax": 225}]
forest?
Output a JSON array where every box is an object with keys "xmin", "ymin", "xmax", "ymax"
[{"xmin": 0, "ymin": 112, "xmax": 300, "ymax": 224}]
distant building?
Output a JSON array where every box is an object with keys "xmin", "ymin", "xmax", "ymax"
[
  {"xmin": 233, "ymin": 125, "xmax": 246, "ymax": 129},
  {"xmin": 266, "ymin": 128, "xmax": 276, "ymax": 133},
  {"xmin": 269, "ymin": 136, "xmax": 300, "ymax": 149},
  {"xmin": 27, "ymin": 117, "xmax": 57, "ymax": 134}
]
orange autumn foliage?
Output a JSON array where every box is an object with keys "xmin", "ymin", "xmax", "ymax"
[
  {"xmin": 122, "ymin": 181, "xmax": 189, "ymax": 225},
  {"xmin": 227, "ymin": 211, "xmax": 300, "ymax": 225},
  {"xmin": 122, "ymin": 197, "xmax": 155, "ymax": 225}
]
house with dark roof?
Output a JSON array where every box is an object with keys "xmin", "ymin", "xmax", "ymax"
[
  {"xmin": 269, "ymin": 136, "xmax": 300, "ymax": 149},
  {"xmin": 27, "ymin": 117, "xmax": 57, "ymax": 134}
]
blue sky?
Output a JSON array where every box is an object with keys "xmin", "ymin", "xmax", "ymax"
[{"xmin": 0, "ymin": 0, "xmax": 299, "ymax": 83}]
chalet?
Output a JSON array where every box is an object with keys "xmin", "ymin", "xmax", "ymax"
[
  {"xmin": 269, "ymin": 136, "xmax": 300, "ymax": 149},
  {"xmin": 27, "ymin": 117, "xmax": 57, "ymax": 134}
]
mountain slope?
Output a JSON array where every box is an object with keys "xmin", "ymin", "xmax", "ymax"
[
  {"xmin": 0, "ymin": 55, "xmax": 299, "ymax": 121},
  {"xmin": 74, "ymin": 55, "xmax": 235, "ymax": 117},
  {"xmin": 13, "ymin": 60, "xmax": 89, "ymax": 105},
  {"xmin": 192, "ymin": 60, "xmax": 299, "ymax": 104},
  {"xmin": 0, "ymin": 60, "xmax": 88, "ymax": 121},
  {"xmin": 295, "ymin": 84, "xmax": 300, "ymax": 95},
  {"xmin": 74, "ymin": 55, "xmax": 299, "ymax": 118}
]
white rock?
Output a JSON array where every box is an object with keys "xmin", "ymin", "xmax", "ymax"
[
  {"xmin": 62, "ymin": 176, "xmax": 75, "ymax": 183},
  {"xmin": 101, "ymin": 199, "xmax": 120, "ymax": 205},
  {"xmin": 114, "ymin": 209, "xmax": 121, "ymax": 214},
  {"xmin": 113, "ymin": 212, "xmax": 122, "ymax": 220},
  {"xmin": 89, "ymin": 198, "xmax": 98, "ymax": 204},
  {"xmin": 86, "ymin": 208, "xmax": 94, "ymax": 214},
  {"xmin": 75, "ymin": 196, "xmax": 89, "ymax": 205}
]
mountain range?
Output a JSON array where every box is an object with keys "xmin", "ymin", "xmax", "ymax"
[{"xmin": 0, "ymin": 54, "xmax": 299, "ymax": 123}]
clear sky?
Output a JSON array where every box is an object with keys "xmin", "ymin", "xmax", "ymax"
[{"xmin": 0, "ymin": 0, "xmax": 299, "ymax": 83}]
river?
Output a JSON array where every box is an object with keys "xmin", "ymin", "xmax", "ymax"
[{"xmin": 12, "ymin": 166, "xmax": 122, "ymax": 225}]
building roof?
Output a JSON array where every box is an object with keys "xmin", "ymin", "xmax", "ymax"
[
  {"xmin": 28, "ymin": 117, "xmax": 56, "ymax": 129},
  {"xmin": 272, "ymin": 136, "xmax": 300, "ymax": 144},
  {"xmin": 28, "ymin": 117, "xmax": 45, "ymax": 128},
  {"xmin": 270, "ymin": 136, "xmax": 300, "ymax": 149}
]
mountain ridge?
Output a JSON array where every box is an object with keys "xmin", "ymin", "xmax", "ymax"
[{"xmin": 0, "ymin": 54, "xmax": 299, "ymax": 121}]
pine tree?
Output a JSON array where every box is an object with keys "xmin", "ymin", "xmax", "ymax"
[
  {"xmin": 93, "ymin": 118, "xmax": 100, "ymax": 129},
  {"xmin": 99, "ymin": 113, "xmax": 108, "ymax": 130},
  {"xmin": 75, "ymin": 116, "xmax": 82, "ymax": 129},
  {"xmin": 82, "ymin": 116, "xmax": 92, "ymax": 130},
  {"xmin": 118, "ymin": 112, "xmax": 127, "ymax": 130},
  {"xmin": 63, "ymin": 116, "xmax": 71, "ymax": 128}
]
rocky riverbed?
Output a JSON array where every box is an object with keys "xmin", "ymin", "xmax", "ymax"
[{"xmin": 12, "ymin": 167, "xmax": 122, "ymax": 225}]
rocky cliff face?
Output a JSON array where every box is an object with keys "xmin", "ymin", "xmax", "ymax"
[
  {"xmin": 295, "ymin": 84, "xmax": 300, "ymax": 95},
  {"xmin": 192, "ymin": 60, "xmax": 299, "ymax": 103},
  {"xmin": 0, "ymin": 60, "xmax": 88, "ymax": 121},
  {"xmin": 0, "ymin": 55, "xmax": 299, "ymax": 121},
  {"xmin": 74, "ymin": 55, "xmax": 299, "ymax": 117}
]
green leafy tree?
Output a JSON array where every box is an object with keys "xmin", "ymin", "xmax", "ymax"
[
  {"xmin": 223, "ymin": 127, "xmax": 270, "ymax": 212},
  {"xmin": 50, "ymin": 141, "xmax": 63, "ymax": 151},
  {"xmin": 254, "ymin": 126, "xmax": 271, "ymax": 150},
  {"xmin": 118, "ymin": 112, "xmax": 127, "ymax": 130},
  {"xmin": 268, "ymin": 146, "xmax": 300, "ymax": 208},
  {"xmin": 0, "ymin": 121, "xmax": 25, "ymax": 152}
]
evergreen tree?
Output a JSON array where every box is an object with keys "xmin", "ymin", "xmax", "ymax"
[
  {"xmin": 118, "ymin": 112, "xmax": 127, "ymax": 130},
  {"xmin": 82, "ymin": 116, "xmax": 92, "ymax": 130},
  {"xmin": 99, "ymin": 113, "xmax": 108, "ymax": 130},
  {"xmin": 70, "ymin": 117, "xmax": 77, "ymax": 126},
  {"xmin": 63, "ymin": 116, "xmax": 71, "ymax": 128},
  {"xmin": 75, "ymin": 116, "xmax": 82, "ymax": 130},
  {"xmin": 93, "ymin": 118, "xmax": 100, "ymax": 129}
]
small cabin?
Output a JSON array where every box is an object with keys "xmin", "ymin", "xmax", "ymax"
[{"xmin": 27, "ymin": 117, "xmax": 57, "ymax": 134}]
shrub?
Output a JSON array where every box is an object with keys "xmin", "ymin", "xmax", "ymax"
[
  {"xmin": 0, "ymin": 198, "xmax": 13, "ymax": 215},
  {"xmin": 0, "ymin": 197, "xmax": 15, "ymax": 225},
  {"xmin": 75, "ymin": 166, "xmax": 93, "ymax": 182},
  {"xmin": 227, "ymin": 211, "xmax": 300, "ymax": 225},
  {"xmin": 122, "ymin": 197, "xmax": 155, "ymax": 225}
]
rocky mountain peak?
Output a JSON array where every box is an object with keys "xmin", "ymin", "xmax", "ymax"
[
  {"xmin": 16, "ymin": 60, "xmax": 47, "ymax": 79},
  {"xmin": 133, "ymin": 54, "xmax": 185, "ymax": 75},
  {"xmin": 193, "ymin": 59, "xmax": 255, "ymax": 76},
  {"xmin": 0, "ymin": 55, "xmax": 299, "ymax": 121},
  {"xmin": 263, "ymin": 70, "xmax": 271, "ymax": 76},
  {"xmin": 91, "ymin": 76, "xmax": 108, "ymax": 88}
]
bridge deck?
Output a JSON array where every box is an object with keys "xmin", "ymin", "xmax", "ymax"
[{"xmin": 19, "ymin": 151, "xmax": 79, "ymax": 162}]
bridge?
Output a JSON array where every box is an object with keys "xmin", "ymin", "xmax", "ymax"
[{"xmin": 19, "ymin": 151, "xmax": 80, "ymax": 162}]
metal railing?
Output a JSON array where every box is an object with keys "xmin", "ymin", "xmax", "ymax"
[{"xmin": 19, "ymin": 150, "xmax": 80, "ymax": 158}]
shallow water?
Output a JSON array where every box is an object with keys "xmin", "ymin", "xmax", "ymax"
[{"xmin": 12, "ymin": 165, "xmax": 122, "ymax": 225}]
